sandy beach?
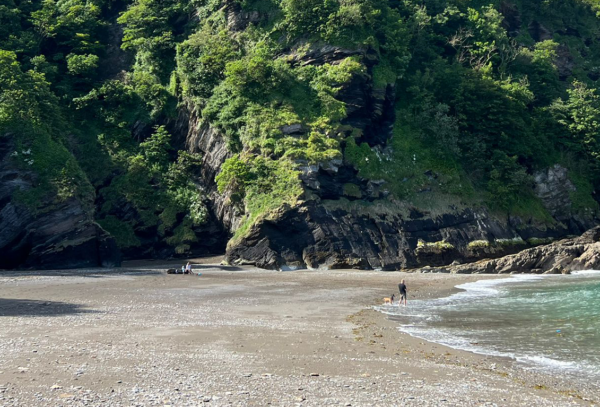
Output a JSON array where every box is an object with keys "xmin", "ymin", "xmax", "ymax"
[{"xmin": 0, "ymin": 259, "xmax": 597, "ymax": 406}]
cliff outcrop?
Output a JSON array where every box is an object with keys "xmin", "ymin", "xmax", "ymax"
[
  {"xmin": 5, "ymin": 0, "xmax": 600, "ymax": 272},
  {"xmin": 0, "ymin": 137, "xmax": 121, "ymax": 270},
  {"xmin": 422, "ymin": 226, "xmax": 600, "ymax": 274},
  {"xmin": 185, "ymin": 41, "xmax": 598, "ymax": 270},
  {"xmin": 222, "ymin": 192, "xmax": 596, "ymax": 271}
]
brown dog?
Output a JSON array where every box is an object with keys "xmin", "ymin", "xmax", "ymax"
[{"xmin": 383, "ymin": 294, "xmax": 395, "ymax": 305}]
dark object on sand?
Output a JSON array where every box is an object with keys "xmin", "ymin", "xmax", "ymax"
[{"xmin": 166, "ymin": 268, "xmax": 192, "ymax": 274}]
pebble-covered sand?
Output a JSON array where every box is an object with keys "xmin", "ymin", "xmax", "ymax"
[{"xmin": 0, "ymin": 260, "xmax": 597, "ymax": 406}]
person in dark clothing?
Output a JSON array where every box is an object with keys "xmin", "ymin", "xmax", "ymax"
[{"xmin": 398, "ymin": 279, "xmax": 407, "ymax": 306}]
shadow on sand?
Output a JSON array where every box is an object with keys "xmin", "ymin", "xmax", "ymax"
[
  {"xmin": 0, "ymin": 268, "xmax": 162, "ymax": 278},
  {"xmin": 1, "ymin": 260, "xmax": 248, "ymax": 279},
  {"xmin": 191, "ymin": 264, "xmax": 245, "ymax": 272},
  {"xmin": 0, "ymin": 298, "xmax": 97, "ymax": 317}
]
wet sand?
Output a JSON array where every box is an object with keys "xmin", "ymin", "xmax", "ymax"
[{"xmin": 0, "ymin": 259, "xmax": 597, "ymax": 406}]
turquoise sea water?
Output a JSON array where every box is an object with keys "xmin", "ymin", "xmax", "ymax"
[{"xmin": 379, "ymin": 271, "xmax": 600, "ymax": 378}]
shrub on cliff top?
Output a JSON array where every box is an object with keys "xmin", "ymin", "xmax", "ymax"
[
  {"xmin": 467, "ymin": 240, "xmax": 490, "ymax": 250},
  {"xmin": 416, "ymin": 240, "xmax": 455, "ymax": 251}
]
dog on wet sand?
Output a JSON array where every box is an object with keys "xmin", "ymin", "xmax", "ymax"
[{"xmin": 383, "ymin": 294, "xmax": 395, "ymax": 305}]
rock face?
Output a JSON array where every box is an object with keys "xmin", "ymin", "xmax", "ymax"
[
  {"xmin": 224, "ymin": 0, "xmax": 264, "ymax": 32},
  {"xmin": 179, "ymin": 109, "xmax": 241, "ymax": 234},
  {"xmin": 534, "ymin": 164, "xmax": 576, "ymax": 220},
  {"xmin": 422, "ymin": 226, "xmax": 600, "ymax": 274},
  {"xmin": 182, "ymin": 16, "xmax": 599, "ymax": 272},
  {"xmin": 0, "ymin": 137, "xmax": 121, "ymax": 270},
  {"xmin": 187, "ymin": 118, "xmax": 598, "ymax": 271},
  {"xmin": 223, "ymin": 195, "xmax": 590, "ymax": 271},
  {"xmin": 288, "ymin": 43, "xmax": 396, "ymax": 147}
]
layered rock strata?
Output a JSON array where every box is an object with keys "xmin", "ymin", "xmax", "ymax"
[
  {"xmin": 224, "ymin": 195, "xmax": 595, "ymax": 271},
  {"xmin": 0, "ymin": 137, "xmax": 121, "ymax": 270},
  {"xmin": 420, "ymin": 226, "xmax": 600, "ymax": 274}
]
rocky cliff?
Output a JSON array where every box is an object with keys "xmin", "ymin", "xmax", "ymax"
[
  {"xmin": 0, "ymin": 137, "xmax": 121, "ymax": 270},
  {"xmin": 4, "ymin": 0, "xmax": 600, "ymax": 271},
  {"xmin": 176, "ymin": 2, "xmax": 600, "ymax": 271},
  {"xmin": 192, "ymin": 148, "xmax": 598, "ymax": 271},
  {"xmin": 184, "ymin": 42, "xmax": 599, "ymax": 270},
  {"xmin": 421, "ymin": 226, "xmax": 600, "ymax": 274}
]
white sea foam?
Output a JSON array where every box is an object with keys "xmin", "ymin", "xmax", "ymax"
[
  {"xmin": 398, "ymin": 325, "xmax": 517, "ymax": 361},
  {"xmin": 571, "ymin": 269, "xmax": 600, "ymax": 275},
  {"xmin": 435, "ymin": 274, "xmax": 545, "ymax": 304},
  {"xmin": 377, "ymin": 274, "xmax": 542, "ymax": 315},
  {"xmin": 378, "ymin": 272, "xmax": 600, "ymax": 380},
  {"xmin": 400, "ymin": 324, "xmax": 599, "ymax": 378},
  {"xmin": 517, "ymin": 355, "xmax": 578, "ymax": 370}
]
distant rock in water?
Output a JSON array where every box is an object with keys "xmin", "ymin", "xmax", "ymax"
[{"xmin": 0, "ymin": 137, "xmax": 121, "ymax": 270}]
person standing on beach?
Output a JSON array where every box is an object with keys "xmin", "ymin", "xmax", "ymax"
[{"xmin": 398, "ymin": 279, "xmax": 407, "ymax": 306}]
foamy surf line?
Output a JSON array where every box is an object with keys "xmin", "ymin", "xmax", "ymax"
[
  {"xmin": 374, "ymin": 275, "xmax": 530, "ymax": 315},
  {"xmin": 571, "ymin": 269, "xmax": 600, "ymax": 275},
  {"xmin": 398, "ymin": 325, "xmax": 596, "ymax": 376},
  {"xmin": 377, "ymin": 270, "xmax": 595, "ymax": 316},
  {"xmin": 376, "ymin": 271, "xmax": 600, "ymax": 379},
  {"xmin": 454, "ymin": 274, "xmax": 542, "ymax": 296},
  {"xmin": 399, "ymin": 274, "xmax": 546, "ymax": 308},
  {"xmin": 413, "ymin": 271, "xmax": 597, "ymax": 306}
]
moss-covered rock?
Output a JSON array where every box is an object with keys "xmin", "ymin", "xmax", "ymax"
[{"xmin": 0, "ymin": 136, "xmax": 121, "ymax": 269}]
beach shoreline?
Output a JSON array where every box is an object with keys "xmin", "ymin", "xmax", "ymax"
[{"xmin": 0, "ymin": 260, "xmax": 597, "ymax": 406}]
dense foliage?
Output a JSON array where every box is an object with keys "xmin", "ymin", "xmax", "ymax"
[
  {"xmin": 0, "ymin": 0, "xmax": 205, "ymax": 255},
  {"xmin": 184, "ymin": 0, "xmax": 600, "ymax": 226},
  {"xmin": 2, "ymin": 0, "xmax": 600, "ymax": 254}
]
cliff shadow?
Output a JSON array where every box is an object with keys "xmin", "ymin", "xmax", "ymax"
[
  {"xmin": 191, "ymin": 264, "xmax": 245, "ymax": 272},
  {"xmin": 0, "ymin": 268, "xmax": 162, "ymax": 278},
  {"xmin": 0, "ymin": 298, "xmax": 98, "ymax": 317}
]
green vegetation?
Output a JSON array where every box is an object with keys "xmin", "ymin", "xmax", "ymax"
[
  {"xmin": 0, "ymin": 1, "xmax": 207, "ymax": 255},
  {"xmin": 343, "ymin": 183, "xmax": 362, "ymax": 198},
  {"xmin": 338, "ymin": 0, "xmax": 600, "ymax": 220},
  {"xmin": 1, "ymin": 49, "xmax": 93, "ymax": 212},
  {"xmin": 467, "ymin": 240, "xmax": 491, "ymax": 250},
  {"xmin": 467, "ymin": 237, "xmax": 553, "ymax": 250},
  {"xmin": 569, "ymin": 171, "xmax": 600, "ymax": 212},
  {"xmin": 217, "ymin": 154, "xmax": 303, "ymax": 241},
  {"xmin": 416, "ymin": 240, "xmax": 455, "ymax": 251},
  {"xmin": 495, "ymin": 237, "xmax": 527, "ymax": 247},
  {"xmin": 2, "ymin": 0, "xmax": 600, "ymax": 253},
  {"xmin": 527, "ymin": 237, "xmax": 554, "ymax": 246},
  {"xmin": 174, "ymin": 0, "xmax": 412, "ymax": 234},
  {"xmin": 344, "ymin": 119, "xmax": 475, "ymax": 202}
]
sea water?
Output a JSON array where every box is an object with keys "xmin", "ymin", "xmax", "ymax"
[{"xmin": 379, "ymin": 271, "xmax": 600, "ymax": 379}]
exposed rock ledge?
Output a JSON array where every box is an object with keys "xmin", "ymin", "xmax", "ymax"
[
  {"xmin": 0, "ymin": 137, "xmax": 121, "ymax": 270},
  {"xmin": 418, "ymin": 227, "xmax": 600, "ymax": 275}
]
